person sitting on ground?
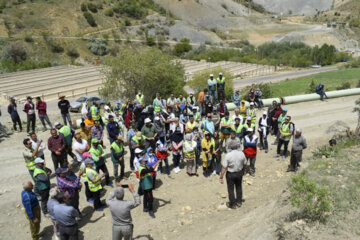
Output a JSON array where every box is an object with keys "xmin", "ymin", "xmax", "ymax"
[
  {"xmin": 316, "ymin": 82, "xmax": 328, "ymax": 101},
  {"xmin": 247, "ymin": 88, "xmax": 255, "ymax": 103},
  {"xmin": 254, "ymin": 88, "xmax": 264, "ymax": 109}
]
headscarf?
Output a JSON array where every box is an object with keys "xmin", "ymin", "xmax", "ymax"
[
  {"xmin": 185, "ymin": 133, "xmax": 192, "ymax": 142},
  {"xmin": 171, "ymin": 128, "xmax": 183, "ymax": 143}
]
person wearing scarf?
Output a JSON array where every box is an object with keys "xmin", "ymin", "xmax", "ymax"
[
  {"xmin": 201, "ymin": 131, "xmax": 215, "ymax": 177},
  {"xmin": 183, "ymin": 133, "xmax": 198, "ymax": 177},
  {"xmin": 156, "ymin": 134, "xmax": 170, "ymax": 176},
  {"xmin": 146, "ymin": 147, "xmax": 158, "ymax": 189}
]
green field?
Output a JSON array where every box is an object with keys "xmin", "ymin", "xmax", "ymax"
[{"xmin": 269, "ymin": 68, "xmax": 360, "ymax": 97}]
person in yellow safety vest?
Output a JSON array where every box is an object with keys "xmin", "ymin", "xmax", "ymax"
[
  {"xmin": 241, "ymin": 117, "xmax": 255, "ymax": 140},
  {"xmin": 216, "ymin": 72, "xmax": 225, "ymax": 101},
  {"xmin": 201, "ymin": 131, "xmax": 215, "ymax": 176},
  {"xmin": 274, "ymin": 116, "xmax": 294, "ymax": 161},
  {"xmin": 239, "ymin": 100, "xmax": 247, "ymax": 123},
  {"xmin": 153, "ymin": 93, "xmax": 164, "ymax": 113},
  {"xmin": 138, "ymin": 156, "xmax": 162, "ymax": 218},
  {"xmin": 220, "ymin": 112, "xmax": 232, "ymax": 147},
  {"xmin": 185, "ymin": 115, "xmax": 198, "ymax": 133},
  {"xmin": 103, "ymin": 105, "xmax": 115, "ymax": 125},
  {"xmin": 33, "ymin": 158, "xmax": 52, "ymax": 214},
  {"xmin": 274, "ymin": 108, "xmax": 288, "ymax": 145},
  {"xmin": 183, "ymin": 133, "xmax": 198, "ymax": 176},
  {"xmin": 110, "ymin": 136, "xmax": 126, "ymax": 181},
  {"xmin": 131, "ymin": 131, "xmax": 147, "ymax": 155},
  {"xmin": 90, "ymin": 103, "xmax": 99, "ymax": 119},
  {"xmin": 89, "ymin": 138, "xmax": 112, "ymax": 187},
  {"xmin": 187, "ymin": 93, "xmax": 197, "ymax": 110},
  {"xmin": 231, "ymin": 117, "xmax": 243, "ymax": 139},
  {"xmin": 192, "ymin": 107, "xmax": 201, "ymax": 122},
  {"xmin": 207, "ymin": 74, "xmax": 217, "ymax": 104},
  {"xmin": 55, "ymin": 122, "xmax": 77, "ymax": 162},
  {"xmin": 79, "ymin": 152, "xmax": 95, "ymax": 203},
  {"xmin": 84, "ymin": 158, "xmax": 105, "ymax": 211},
  {"xmin": 246, "ymin": 102, "xmax": 257, "ymax": 125},
  {"xmin": 23, "ymin": 138, "xmax": 41, "ymax": 178},
  {"xmin": 136, "ymin": 90, "xmax": 144, "ymax": 106}
]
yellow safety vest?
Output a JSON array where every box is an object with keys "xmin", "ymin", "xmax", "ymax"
[
  {"xmin": 136, "ymin": 94, "xmax": 144, "ymax": 105},
  {"xmin": 86, "ymin": 168, "xmax": 102, "ymax": 192},
  {"xmin": 184, "ymin": 141, "xmax": 196, "ymax": 157},
  {"xmin": 231, "ymin": 124, "xmax": 242, "ymax": 134},
  {"xmin": 23, "ymin": 148, "xmax": 35, "ymax": 170},
  {"xmin": 281, "ymin": 123, "xmax": 292, "ymax": 140},
  {"xmin": 186, "ymin": 121, "xmax": 196, "ymax": 131}
]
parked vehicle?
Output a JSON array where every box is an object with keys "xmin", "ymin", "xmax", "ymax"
[{"xmin": 70, "ymin": 96, "xmax": 106, "ymax": 112}]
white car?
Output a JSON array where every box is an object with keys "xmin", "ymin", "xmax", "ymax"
[{"xmin": 70, "ymin": 96, "xmax": 107, "ymax": 112}]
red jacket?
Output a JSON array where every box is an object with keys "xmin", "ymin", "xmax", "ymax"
[
  {"xmin": 36, "ymin": 101, "xmax": 47, "ymax": 115},
  {"xmin": 23, "ymin": 103, "xmax": 35, "ymax": 115}
]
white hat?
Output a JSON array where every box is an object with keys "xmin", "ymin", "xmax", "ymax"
[
  {"xmin": 53, "ymin": 122, "xmax": 60, "ymax": 127},
  {"xmin": 210, "ymin": 74, "xmax": 214, "ymax": 77},
  {"xmin": 104, "ymin": 105, "xmax": 110, "ymax": 110},
  {"xmin": 247, "ymin": 128, "xmax": 254, "ymax": 132},
  {"xmin": 34, "ymin": 158, "xmax": 44, "ymax": 164},
  {"xmin": 189, "ymin": 92, "xmax": 193, "ymax": 95},
  {"xmin": 144, "ymin": 118, "xmax": 151, "ymax": 124},
  {"xmin": 135, "ymin": 148, "xmax": 143, "ymax": 154},
  {"xmin": 250, "ymin": 102, "xmax": 254, "ymax": 106},
  {"xmin": 155, "ymin": 116, "xmax": 160, "ymax": 121},
  {"xmin": 246, "ymin": 117, "xmax": 252, "ymax": 121},
  {"xmin": 263, "ymin": 111, "xmax": 267, "ymax": 115},
  {"xmin": 219, "ymin": 72, "xmax": 223, "ymax": 75}
]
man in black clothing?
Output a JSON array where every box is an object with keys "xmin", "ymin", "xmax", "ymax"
[{"xmin": 58, "ymin": 95, "xmax": 73, "ymax": 129}]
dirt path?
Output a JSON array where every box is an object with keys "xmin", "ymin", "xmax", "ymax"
[{"xmin": 0, "ymin": 95, "xmax": 358, "ymax": 240}]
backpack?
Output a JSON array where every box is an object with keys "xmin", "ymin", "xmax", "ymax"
[{"xmin": 290, "ymin": 122, "xmax": 296, "ymax": 137}]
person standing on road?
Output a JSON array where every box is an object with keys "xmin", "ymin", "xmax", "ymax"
[
  {"xmin": 33, "ymin": 158, "xmax": 52, "ymax": 215},
  {"xmin": 197, "ymin": 89, "xmax": 205, "ymax": 116},
  {"xmin": 107, "ymin": 115, "xmax": 121, "ymax": 144},
  {"xmin": 35, "ymin": 97, "xmax": 52, "ymax": 131},
  {"xmin": 216, "ymin": 72, "xmax": 225, "ymax": 101},
  {"xmin": 47, "ymin": 187, "xmax": 60, "ymax": 240},
  {"xmin": 207, "ymin": 74, "xmax": 217, "ymax": 104},
  {"xmin": 58, "ymin": 95, "xmax": 73, "ymax": 129},
  {"xmin": 53, "ymin": 192, "xmax": 79, "ymax": 240},
  {"xmin": 55, "ymin": 122, "xmax": 77, "ymax": 163},
  {"xmin": 219, "ymin": 146, "xmax": 247, "ymax": 209},
  {"xmin": 91, "ymin": 120, "xmax": 104, "ymax": 147},
  {"xmin": 267, "ymin": 100, "xmax": 278, "ymax": 135},
  {"xmin": 274, "ymin": 116, "xmax": 294, "ymax": 161},
  {"xmin": 8, "ymin": 97, "xmax": 22, "ymax": 131},
  {"xmin": 85, "ymin": 158, "xmax": 105, "ymax": 211},
  {"xmin": 24, "ymin": 96, "xmax": 36, "ymax": 133},
  {"xmin": 246, "ymin": 102, "xmax": 256, "ymax": 125},
  {"xmin": 288, "ymin": 129, "xmax": 307, "ymax": 172},
  {"xmin": 225, "ymin": 131, "xmax": 241, "ymax": 153},
  {"xmin": 141, "ymin": 118, "xmax": 157, "ymax": 150},
  {"xmin": 21, "ymin": 181, "xmax": 41, "ymax": 240},
  {"xmin": 48, "ymin": 128, "xmax": 67, "ymax": 171},
  {"xmin": 30, "ymin": 132, "xmax": 46, "ymax": 159},
  {"xmin": 243, "ymin": 128, "xmax": 258, "ymax": 176},
  {"xmin": 107, "ymin": 183, "xmax": 141, "ymax": 240},
  {"xmin": 239, "ymin": 100, "xmax": 247, "ymax": 123},
  {"xmin": 183, "ymin": 133, "xmax": 198, "ymax": 176}
]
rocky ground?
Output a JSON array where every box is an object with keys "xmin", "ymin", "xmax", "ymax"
[{"xmin": 0, "ymin": 95, "xmax": 358, "ymax": 240}]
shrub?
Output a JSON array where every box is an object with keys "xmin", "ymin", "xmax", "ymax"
[
  {"xmin": 307, "ymin": 79, "xmax": 316, "ymax": 93},
  {"xmin": 81, "ymin": 3, "xmax": 87, "ymax": 12},
  {"xmin": 87, "ymin": 2, "xmax": 97, "ymax": 13},
  {"xmin": 66, "ymin": 46, "xmax": 79, "ymax": 58},
  {"xmin": 1, "ymin": 43, "xmax": 27, "ymax": 63},
  {"xmin": 336, "ymin": 81, "xmax": 351, "ymax": 90},
  {"xmin": 357, "ymin": 79, "xmax": 360, "ymax": 88},
  {"xmin": 146, "ymin": 35, "xmax": 156, "ymax": 46},
  {"xmin": 87, "ymin": 37, "xmax": 109, "ymax": 56},
  {"xmin": 289, "ymin": 174, "xmax": 332, "ymax": 222},
  {"xmin": 350, "ymin": 18, "xmax": 360, "ymax": 28},
  {"xmin": 24, "ymin": 34, "xmax": 33, "ymax": 42},
  {"xmin": 83, "ymin": 12, "xmax": 97, "ymax": 27},
  {"xmin": 173, "ymin": 38, "xmax": 192, "ymax": 56},
  {"xmin": 104, "ymin": 7, "xmax": 114, "ymax": 17},
  {"xmin": 124, "ymin": 18, "xmax": 131, "ymax": 26}
]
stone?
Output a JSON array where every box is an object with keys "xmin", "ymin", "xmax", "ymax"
[
  {"xmin": 16, "ymin": 204, "xmax": 21, "ymax": 208},
  {"xmin": 217, "ymin": 204, "xmax": 227, "ymax": 211},
  {"xmin": 179, "ymin": 212, "xmax": 185, "ymax": 217},
  {"xmin": 184, "ymin": 206, "xmax": 192, "ymax": 211},
  {"xmin": 296, "ymin": 219, "xmax": 306, "ymax": 225},
  {"xmin": 220, "ymin": 193, "xmax": 227, "ymax": 198},
  {"xmin": 322, "ymin": 155, "xmax": 326, "ymax": 159},
  {"xmin": 247, "ymin": 180, "xmax": 253, "ymax": 185}
]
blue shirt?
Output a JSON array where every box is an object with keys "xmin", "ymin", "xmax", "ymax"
[
  {"xmin": 107, "ymin": 121, "xmax": 120, "ymax": 139},
  {"xmin": 21, "ymin": 190, "xmax": 39, "ymax": 219},
  {"xmin": 53, "ymin": 203, "xmax": 79, "ymax": 226},
  {"xmin": 126, "ymin": 129, "xmax": 136, "ymax": 142},
  {"xmin": 47, "ymin": 198, "xmax": 59, "ymax": 221},
  {"xmin": 243, "ymin": 135, "xmax": 258, "ymax": 147}
]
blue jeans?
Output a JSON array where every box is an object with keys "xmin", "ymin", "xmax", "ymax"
[
  {"xmin": 209, "ymin": 89, "xmax": 217, "ymax": 104},
  {"xmin": 160, "ymin": 158, "xmax": 170, "ymax": 175},
  {"xmin": 38, "ymin": 114, "xmax": 52, "ymax": 129},
  {"xmin": 61, "ymin": 113, "xmax": 73, "ymax": 128},
  {"xmin": 173, "ymin": 154, "xmax": 180, "ymax": 168},
  {"xmin": 316, "ymin": 90, "xmax": 328, "ymax": 101}
]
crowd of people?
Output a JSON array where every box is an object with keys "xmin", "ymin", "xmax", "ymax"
[{"xmin": 19, "ymin": 72, "xmax": 310, "ymax": 240}]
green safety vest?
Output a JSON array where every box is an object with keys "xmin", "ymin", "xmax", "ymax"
[
  {"xmin": 281, "ymin": 123, "xmax": 292, "ymax": 140},
  {"xmin": 184, "ymin": 141, "xmax": 196, "ymax": 157},
  {"xmin": 153, "ymin": 99, "xmax": 162, "ymax": 112},
  {"xmin": 136, "ymin": 94, "xmax": 144, "ymax": 105},
  {"xmin": 242, "ymin": 123, "xmax": 255, "ymax": 132},
  {"xmin": 177, "ymin": 98, "xmax": 186, "ymax": 104},
  {"xmin": 86, "ymin": 168, "xmax": 102, "ymax": 192},
  {"xmin": 247, "ymin": 109, "xmax": 256, "ymax": 124},
  {"xmin": 33, "ymin": 167, "xmax": 50, "ymax": 190},
  {"xmin": 186, "ymin": 121, "xmax": 196, "ymax": 131},
  {"xmin": 90, "ymin": 106, "xmax": 98, "ymax": 116},
  {"xmin": 23, "ymin": 148, "xmax": 35, "ymax": 170},
  {"xmin": 208, "ymin": 79, "xmax": 217, "ymax": 91},
  {"xmin": 59, "ymin": 125, "xmax": 72, "ymax": 146},
  {"xmin": 89, "ymin": 145, "xmax": 105, "ymax": 167},
  {"xmin": 216, "ymin": 77, "xmax": 225, "ymax": 90},
  {"xmin": 194, "ymin": 112, "xmax": 201, "ymax": 122},
  {"xmin": 119, "ymin": 104, "xmax": 126, "ymax": 115},
  {"xmin": 278, "ymin": 114, "xmax": 287, "ymax": 128},
  {"xmin": 138, "ymin": 165, "xmax": 153, "ymax": 190},
  {"xmin": 131, "ymin": 135, "xmax": 146, "ymax": 145},
  {"xmin": 111, "ymin": 141, "xmax": 124, "ymax": 163},
  {"xmin": 221, "ymin": 117, "xmax": 232, "ymax": 134},
  {"xmin": 80, "ymin": 162, "xmax": 88, "ymax": 182},
  {"xmin": 231, "ymin": 124, "xmax": 242, "ymax": 135},
  {"xmin": 187, "ymin": 97, "xmax": 196, "ymax": 105}
]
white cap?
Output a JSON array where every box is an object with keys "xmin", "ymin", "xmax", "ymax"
[
  {"xmin": 144, "ymin": 118, "xmax": 151, "ymax": 124},
  {"xmin": 53, "ymin": 122, "xmax": 60, "ymax": 127},
  {"xmin": 246, "ymin": 117, "xmax": 252, "ymax": 121},
  {"xmin": 189, "ymin": 92, "xmax": 193, "ymax": 95},
  {"xmin": 247, "ymin": 128, "xmax": 253, "ymax": 132},
  {"xmin": 210, "ymin": 74, "xmax": 214, "ymax": 77},
  {"xmin": 154, "ymin": 116, "xmax": 160, "ymax": 121},
  {"xmin": 250, "ymin": 102, "xmax": 254, "ymax": 106},
  {"xmin": 104, "ymin": 105, "xmax": 110, "ymax": 110},
  {"xmin": 34, "ymin": 158, "xmax": 45, "ymax": 164},
  {"xmin": 219, "ymin": 72, "xmax": 223, "ymax": 75},
  {"xmin": 135, "ymin": 148, "xmax": 143, "ymax": 154},
  {"xmin": 263, "ymin": 111, "xmax": 267, "ymax": 115}
]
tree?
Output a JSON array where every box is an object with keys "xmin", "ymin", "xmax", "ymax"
[
  {"xmin": 187, "ymin": 67, "xmax": 234, "ymax": 101},
  {"xmin": 87, "ymin": 37, "xmax": 109, "ymax": 56},
  {"xmin": 173, "ymin": 38, "xmax": 192, "ymax": 56},
  {"xmin": 100, "ymin": 48, "xmax": 185, "ymax": 104},
  {"xmin": 1, "ymin": 43, "xmax": 27, "ymax": 63},
  {"xmin": 84, "ymin": 12, "xmax": 97, "ymax": 27}
]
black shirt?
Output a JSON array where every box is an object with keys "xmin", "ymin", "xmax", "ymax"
[{"xmin": 58, "ymin": 100, "xmax": 70, "ymax": 114}]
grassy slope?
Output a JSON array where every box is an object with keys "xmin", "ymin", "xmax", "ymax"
[{"xmin": 269, "ymin": 68, "xmax": 360, "ymax": 97}]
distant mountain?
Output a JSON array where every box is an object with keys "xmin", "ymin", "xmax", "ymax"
[{"xmin": 252, "ymin": 0, "xmax": 334, "ymax": 16}]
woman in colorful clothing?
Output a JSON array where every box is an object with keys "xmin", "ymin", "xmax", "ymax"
[
  {"xmin": 171, "ymin": 127, "xmax": 183, "ymax": 174},
  {"xmin": 146, "ymin": 147, "xmax": 158, "ymax": 189},
  {"xmin": 156, "ymin": 134, "xmax": 170, "ymax": 176},
  {"xmin": 183, "ymin": 133, "xmax": 198, "ymax": 176},
  {"xmin": 201, "ymin": 131, "xmax": 215, "ymax": 177}
]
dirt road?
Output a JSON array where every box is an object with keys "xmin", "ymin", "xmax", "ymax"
[{"xmin": 0, "ymin": 95, "xmax": 358, "ymax": 240}]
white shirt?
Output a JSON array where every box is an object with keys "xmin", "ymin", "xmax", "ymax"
[
  {"xmin": 30, "ymin": 139, "xmax": 46, "ymax": 157},
  {"xmin": 232, "ymin": 114, "xmax": 243, "ymax": 125},
  {"xmin": 73, "ymin": 139, "xmax": 88, "ymax": 162}
]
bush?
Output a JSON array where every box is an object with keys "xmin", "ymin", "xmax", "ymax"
[
  {"xmin": 307, "ymin": 79, "xmax": 316, "ymax": 93},
  {"xmin": 87, "ymin": 37, "xmax": 109, "ymax": 56},
  {"xmin": 187, "ymin": 67, "xmax": 234, "ymax": 101},
  {"xmin": 1, "ymin": 43, "xmax": 27, "ymax": 63},
  {"xmin": 124, "ymin": 18, "xmax": 131, "ymax": 26},
  {"xmin": 146, "ymin": 35, "xmax": 156, "ymax": 46},
  {"xmin": 289, "ymin": 174, "xmax": 332, "ymax": 222},
  {"xmin": 66, "ymin": 46, "xmax": 79, "ymax": 58},
  {"xmin": 81, "ymin": 2, "xmax": 87, "ymax": 12},
  {"xmin": 87, "ymin": 2, "xmax": 97, "ymax": 13},
  {"xmin": 24, "ymin": 34, "xmax": 34, "ymax": 43},
  {"xmin": 173, "ymin": 38, "xmax": 192, "ymax": 56},
  {"xmin": 43, "ymin": 36, "xmax": 64, "ymax": 53},
  {"xmin": 350, "ymin": 18, "xmax": 360, "ymax": 28},
  {"xmin": 83, "ymin": 12, "xmax": 97, "ymax": 27},
  {"xmin": 336, "ymin": 81, "xmax": 351, "ymax": 90},
  {"xmin": 104, "ymin": 7, "xmax": 114, "ymax": 17},
  {"xmin": 357, "ymin": 79, "xmax": 360, "ymax": 88},
  {"xmin": 0, "ymin": 59, "xmax": 51, "ymax": 73}
]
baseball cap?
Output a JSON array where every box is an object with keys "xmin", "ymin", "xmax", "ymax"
[
  {"xmin": 82, "ymin": 152, "xmax": 92, "ymax": 158},
  {"xmin": 210, "ymin": 74, "xmax": 214, "ymax": 77},
  {"xmin": 139, "ymin": 156, "xmax": 148, "ymax": 162},
  {"xmin": 135, "ymin": 148, "xmax": 143, "ymax": 154},
  {"xmin": 241, "ymin": 100, "xmax": 246, "ymax": 103},
  {"xmin": 27, "ymin": 96, "xmax": 32, "ymax": 100},
  {"xmin": 53, "ymin": 122, "xmax": 61, "ymax": 128},
  {"xmin": 84, "ymin": 158, "xmax": 94, "ymax": 165},
  {"xmin": 144, "ymin": 118, "xmax": 151, "ymax": 124},
  {"xmin": 34, "ymin": 158, "xmax": 44, "ymax": 164},
  {"xmin": 283, "ymin": 108, "xmax": 288, "ymax": 112},
  {"xmin": 246, "ymin": 117, "xmax": 252, "ymax": 121},
  {"xmin": 247, "ymin": 128, "xmax": 253, "ymax": 132},
  {"xmin": 219, "ymin": 72, "xmax": 223, "ymax": 75},
  {"xmin": 154, "ymin": 116, "xmax": 160, "ymax": 121},
  {"xmin": 55, "ymin": 168, "xmax": 68, "ymax": 175},
  {"xmin": 91, "ymin": 138, "xmax": 99, "ymax": 144},
  {"xmin": 250, "ymin": 102, "xmax": 254, "ymax": 106},
  {"xmin": 263, "ymin": 111, "xmax": 267, "ymax": 115},
  {"xmin": 104, "ymin": 105, "xmax": 110, "ymax": 110}
]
